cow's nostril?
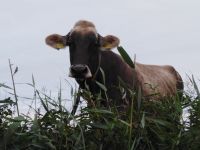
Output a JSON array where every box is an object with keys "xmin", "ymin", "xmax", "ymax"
[
  {"xmin": 83, "ymin": 67, "xmax": 87, "ymax": 73},
  {"xmin": 70, "ymin": 65, "xmax": 87, "ymax": 74},
  {"xmin": 69, "ymin": 64, "xmax": 92, "ymax": 79}
]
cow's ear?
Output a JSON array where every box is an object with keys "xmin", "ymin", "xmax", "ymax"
[
  {"xmin": 100, "ymin": 35, "xmax": 120, "ymax": 50},
  {"xmin": 45, "ymin": 34, "xmax": 68, "ymax": 50}
]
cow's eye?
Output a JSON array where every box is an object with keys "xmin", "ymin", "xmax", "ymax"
[
  {"xmin": 89, "ymin": 40, "xmax": 99, "ymax": 47},
  {"xmin": 66, "ymin": 34, "xmax": 75, "ymax": 47},
  {"xmin": 67, "ymin": 37, "xmax": 75, "ymax": 47},
  {"xmin": 95, "ymin": 39, "xmax": 100, "ymax": 46},
  {"xmin": 90, "ymin": 36, "xmax": 99, "ymax": 46}
]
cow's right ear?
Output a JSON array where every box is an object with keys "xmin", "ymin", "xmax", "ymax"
[{"xmin": 45, "ymin": 34, "xmax": 68, "ymax": 50}]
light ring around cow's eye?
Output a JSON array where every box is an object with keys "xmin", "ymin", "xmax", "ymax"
[
  {"xmin": 95, "ymin": 34, "xmax": 101, "ymax": 46},
  {"xmin": 95, "ymin": 41, "xmax": 100, "ymax": 47}
]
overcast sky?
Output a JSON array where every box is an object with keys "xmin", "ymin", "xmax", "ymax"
[{"xmin": 0, "ymin": 0, "xmax": 200, "ymax": 111}]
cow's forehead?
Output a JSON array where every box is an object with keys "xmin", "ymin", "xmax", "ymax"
[
  {"xmin": 70, "ymin": 20, "xmax": 97, "ymax": 37},
  {"xmin": 74, "ymin": 20, "xmax": 95, "ymax": 28}
]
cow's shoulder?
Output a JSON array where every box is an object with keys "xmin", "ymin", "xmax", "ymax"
[{"xmin": 135, "ymin": 63, "xmax": 176, "ymax": 75}]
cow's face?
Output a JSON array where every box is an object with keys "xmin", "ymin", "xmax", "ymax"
[{"xmin": 45, "ymin": 20, "xmax": 120, "ymax": 79}]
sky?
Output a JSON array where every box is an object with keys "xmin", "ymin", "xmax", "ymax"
[{"xmin": 0, "ymin": 0, "xmax": 200, "ymax": 112}]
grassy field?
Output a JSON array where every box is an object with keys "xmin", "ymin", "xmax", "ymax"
[{"xmin": 0, "ymin": 48, "xmax": 200, "ymax": 150}]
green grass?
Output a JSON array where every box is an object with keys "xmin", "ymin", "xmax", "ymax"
[
  {"xmin": 1, "ymin": 82, "xmax": 200, "ymax": 150},
  {"xmin": 0, "ymin": 50, "xmax": 200, "ymax": 150}
]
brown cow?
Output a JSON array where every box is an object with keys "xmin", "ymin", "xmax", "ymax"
[{"xmin": 45, "ymin": 20, "xmax": 183, "ymax": 109}]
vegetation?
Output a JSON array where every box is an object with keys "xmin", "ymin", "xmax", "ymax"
[{"xmin": 0, "ymin": 49, "xmax": 200, "ymax": 150}]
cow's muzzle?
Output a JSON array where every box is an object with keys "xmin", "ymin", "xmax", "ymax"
[{"xmin": 69, "ymin": 64, "xmax": 92, "ymax": 79}]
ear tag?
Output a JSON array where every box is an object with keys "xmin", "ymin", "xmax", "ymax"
[
  {"xmin": 102, "ymin": 43, "xmax": 112, "ymax": 49},
  {"xmin": 55, "ymin": 43, "xmax": 65, "ymax": 49}
]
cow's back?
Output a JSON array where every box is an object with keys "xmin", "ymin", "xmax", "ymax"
[{"xmin": 135, "ymin": 63, "xmax": 183, "ymax": 98}]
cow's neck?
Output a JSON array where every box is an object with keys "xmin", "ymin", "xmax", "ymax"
[
  {"xmin": 91, "ymin": 51, "xmax": 101, "ymax": 81},
  {"xmin": 100, "ymin": 50, "xmax": 136, "ymax": 85},
  {"xmin": 78, "ymin": 50, "xmax": 138, "ymax": 98}
]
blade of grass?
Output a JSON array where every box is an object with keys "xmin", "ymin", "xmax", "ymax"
[
  {"xmin": 36, "ymin": 90, "xmax": 49, "ymax": 112},
  {"xmin": 128, "ymin": 96, "xmax": 134, "ymax": 149},
  {"xmin": 0, "ymin": 83, "xmax": 13, "ymax": 90},
  {"xmin": 117, "ymin": 46, "xmax": 135, "ymax": 69},
  {"xmin": 192, "ymin": 75, "xmax": 200, "ymax": 98},
  {"xmin": 8, "ymin": 59, "xmax": 19, "ymax": 116}
]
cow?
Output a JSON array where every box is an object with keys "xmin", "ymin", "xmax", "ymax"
[{"xmin": 45, "ymin": 20, "xmax": 183, "ymax": 111}]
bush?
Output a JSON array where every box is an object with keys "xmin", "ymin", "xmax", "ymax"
[{"xmin": 0, "ymin": 84, "xmax": 200, "ymax": 150}]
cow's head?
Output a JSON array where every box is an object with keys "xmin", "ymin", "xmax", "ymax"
[{"xmin": 45, "ymin": 20, "xmax": 119, "ymax": 80}]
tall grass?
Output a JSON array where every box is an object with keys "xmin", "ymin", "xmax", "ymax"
[
  {"xmin": 1, "ymin": 80, "xmax": 200, "ymax": 150},
  {"xmin": 0, "ymin": 50, "xmax": 200, "ymax": 150}
]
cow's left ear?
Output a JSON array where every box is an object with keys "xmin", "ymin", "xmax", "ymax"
[
  {"xmin": 100, "ymin": 35, "xmax": 120, "ymax": 50},
  {"xmin": 45, "ymin": 34, "xmax": 68, "ymax": 50}
]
